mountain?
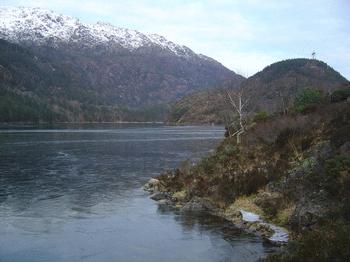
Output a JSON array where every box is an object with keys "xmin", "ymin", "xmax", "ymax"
[
  {"xmin": 241, "ymin": 58, "xmax": 348, "ymax": 112},
  {"xmin": 0, "ymin": 7, "xmax": 243, "ymax": 122},
  {"xmin": 168, "ymin": 58, "xmax": 349, "ymax": 124}
]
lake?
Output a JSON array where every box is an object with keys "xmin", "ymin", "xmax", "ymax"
[{"xmin": 0, "ymin": 124, "xmax": 276, "ymax": 262}]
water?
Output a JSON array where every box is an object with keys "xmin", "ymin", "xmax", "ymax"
[{"xmin": 0, "ymin": 124, "xmax": 275, "ymax": 262}]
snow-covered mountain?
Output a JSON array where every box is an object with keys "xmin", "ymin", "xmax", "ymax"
[
  {"xmin": 0, "ymin": 6, "xmax": 244, "ymax": 122},
  {"xmin": 0, "ymin": 6, "xmax": 196, "ymax": 57}
]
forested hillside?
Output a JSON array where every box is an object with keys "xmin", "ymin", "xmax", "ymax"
[{"xmin": 167, "ymin": 59, "xmax": 348, "ymax": 124}]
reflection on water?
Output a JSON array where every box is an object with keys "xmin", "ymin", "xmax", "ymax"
[{"xmin": 0, "ymin": 124, "xmax": 275, "ymax": 262}]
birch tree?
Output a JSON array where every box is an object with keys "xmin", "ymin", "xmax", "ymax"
[
  {"xmin": 226, "ymin": 89, "xmax": 249, "ymax": 144},
  {"xmin": 276, "ymin": 90, "xmax": 290, "ymax": 115}
]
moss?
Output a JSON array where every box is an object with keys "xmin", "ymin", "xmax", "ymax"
[{"xmin": 172, "ymin": 190, "xmax": 187, "ymax": 202}]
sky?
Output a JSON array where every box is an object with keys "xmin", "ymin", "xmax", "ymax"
[{"xmin": 2, "ymin": 0, "xmax": 350, "ymax": 79}]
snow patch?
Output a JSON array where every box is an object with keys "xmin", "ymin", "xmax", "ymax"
[
  {"xmin": 240, "ymin": 210, "xmax": 262, "ymax": 222},
  {"xmin": 0, "ymin": 6, "xmax": 196, "ymax": 58},
  {"xmin": 240, "ymin": 209, "xmax": 289, "ymax": 243},
  {"xmin": 268, "ymin": 224, "xmax": 289, "ymax": 243}
]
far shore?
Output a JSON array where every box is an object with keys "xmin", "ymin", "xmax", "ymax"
[{"xmin": 0, "ymin": 121, "xmax": 225, "ymax": 127}]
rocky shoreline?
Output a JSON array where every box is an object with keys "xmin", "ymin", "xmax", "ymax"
[{"xmin": 143, "ymin": 178, "xmax": 289, "ymax": 246}]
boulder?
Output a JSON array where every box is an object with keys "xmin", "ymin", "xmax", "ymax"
[
  {"xmin": 181, "ymin": 197, "xmax": 216, "ymax": 213},
  {"xmin": 223, "ymin": 205, "xmax": 243, "ymax": 222},
  {"xmin": 143, "ymin": 178, "xmax": 160, "ymax": 193},
  {"xmin": 157, "ymin": 199, "xmax": 174, "ymax": 205},
  {"xmin": 150, "ymin": 192, "xmax": 167, "ymax": 201},
  {"xmin": 289, "ymin": 200, "xmax": 330, "ymax": 231}
]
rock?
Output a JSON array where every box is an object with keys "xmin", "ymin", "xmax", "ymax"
[
  {"xmin": 181, "ymin": 197, "xmax": 216, "ymax": 213},
  {"xmin": 340, "ymin": 141, "xmax": 350, "ymax": 154},
  {"xmin": 150, "ymin": 192, "xmax": 167, "ymax": 201},
  {"xmin": 157, "ymin": 199, "xmax": 167, "ymax": 205},
  {"xmin": 157, "ymin": 199, "xmax": 174, "ymax": 205},
  {"xmin": 175, "ymin": 204, "xmax": 183, "ymax": 209},
  {"xmin": 143, "ymin": 178, "xmax": 160, "ymax": 193},
  {"xmin": 223, "ymin": 205, "xmax": 243, "ymax": 222},
  {"xmin": 181, "ymin": 200, "xmax": 204, "ymax": 212},
  {"xmin": 245, "ymin": 221, "xmax": 274, "ymax": 238},
  {"xmin": 148, "ymin": 178, "xmax": 160, "ymax": 185},
  {"xmin": 255, "ymin": 223, "xmax": 274, "ymax": 238},
  {"xmin": 289, "ymin": 200, "xmax": 329, "ymax": 231}
]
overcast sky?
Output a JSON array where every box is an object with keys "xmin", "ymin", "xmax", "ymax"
[{"xmin": 2, "ymin": 0, "xmax": 350, "ymax": 79}]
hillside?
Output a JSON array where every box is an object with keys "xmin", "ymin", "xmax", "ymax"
[
  {"xmin": 168, "ymin": 58, "xmax": 348, "ymax": 124},
  {"xmin": 150, "ymin": 85, "xmax": 350, "ymax": 260},
  {"xmin": 0, "ymin": 39, "xmax": 169, "ymax": 122},
  {"xmin": 0, "ymin": 7, "xmax": 243, "ymax": 122}
]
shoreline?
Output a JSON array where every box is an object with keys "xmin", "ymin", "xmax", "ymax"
[{"xmin": 143, "ymin": 178, "xmax": 289, "ymax": 246}]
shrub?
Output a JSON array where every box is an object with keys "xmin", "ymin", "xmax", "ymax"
[
  {"xmin": 331, "ymin": 86, "xmax": 350, "ymax": 103},
  {"xmin": 195, "ymin": 155, "xmax": 217, "ymax": 175},
  {"xmin": 253, "ymin": 111, "xmax": 269, "ymax": 123},
  {"xmin": 223, "ymin": 144, "xmax": 238, "ymax": 156},
  {"xmin": 263, "ymin": 221, "xmax": 350, "ymax": 262},
  {"xmin": 325, "ymin": 155, "xmax": 350, "ymax": 177},
  {"xmin": 324, "ymin": 154, "xmax": 350, "ymax": 196},
  {"xmin": 294, "ymin": 88, "xmax": 323, "ymax": 113}
]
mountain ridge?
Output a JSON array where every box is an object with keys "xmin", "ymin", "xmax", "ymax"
[
  {"xmin": 0, "ymin": 6, "xmax": 212, "ymax": 60},
  {"xmin": 0, "ymin": 6, "xmax": 244, "ymax": 122}
]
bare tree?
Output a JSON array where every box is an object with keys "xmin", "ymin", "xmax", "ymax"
[
  {"xmin": 226, "ymin": 88, "xmax": 250, "ymax": 144},
  {"xmin": 276, "ymin": 89, "xmax": 291, "ymax": 115}
]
